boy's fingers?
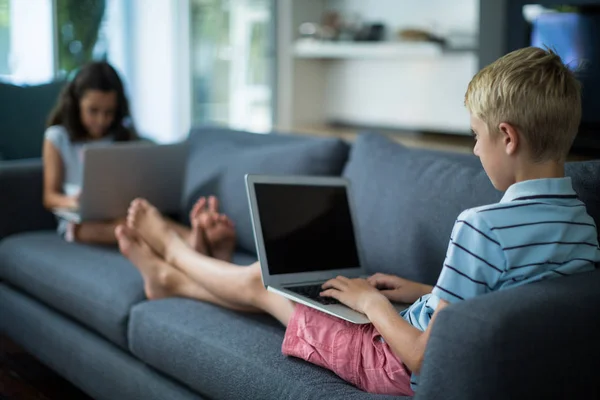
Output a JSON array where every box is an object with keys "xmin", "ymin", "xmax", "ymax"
[{"xmin": 319, "ymin": 289, "xmax": 339, "ymax": 299}]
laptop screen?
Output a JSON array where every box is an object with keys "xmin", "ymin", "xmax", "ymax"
[{"xmin": 254, "ymin": 182, "xmax": 361, "ymax": 275}]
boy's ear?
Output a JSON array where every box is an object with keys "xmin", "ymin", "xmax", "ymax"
[{"xmin": 498, "ymin": 122, "xmax": 519, "ymax": 156}]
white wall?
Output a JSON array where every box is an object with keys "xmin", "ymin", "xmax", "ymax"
[
  {"xmin": 325, "ymin": 54, "xmax": 478, "ymax": 133},
  {"xmin": 285, "ymin": 0, "xmax": 480, "ymax": 134},
  {"xmin": 326, "ymin": 0, "xmax": 479, "ymax": 38}
]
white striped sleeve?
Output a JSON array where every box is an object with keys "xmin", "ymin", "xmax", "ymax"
[{"xmin": 432, "ymin": 209, "xmax": 506, "ymax": 303}]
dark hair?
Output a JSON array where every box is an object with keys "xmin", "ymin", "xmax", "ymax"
[{"xmin": 47, "ymin": 61, "xmax": 138, "ymax": 142}]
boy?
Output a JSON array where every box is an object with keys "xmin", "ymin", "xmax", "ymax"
[{"xmin": 116, "ymin": 46, "xmax": 600, "ymax": 396}]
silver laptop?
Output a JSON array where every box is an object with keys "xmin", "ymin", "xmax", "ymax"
[
  {"xmin": 245, "ymin": 174, "xmax": 408, "ymax": 324},
  {"xmin": 53, "ymin": 141, "xmax": 188, "ymax": 223}
]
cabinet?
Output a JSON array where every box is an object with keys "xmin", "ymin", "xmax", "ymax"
[{"xmin": 276, "ymin": 0, "xmax": 479, "ymax": 136}]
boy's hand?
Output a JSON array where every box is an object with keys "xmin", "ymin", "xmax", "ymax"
[
  {"xmin": 320, "ymin": 276, "xmax": 388, "ymax": 315},
  {"xmin": 367, "ymin": 273, "xmax": 432, "ymax": 303}
]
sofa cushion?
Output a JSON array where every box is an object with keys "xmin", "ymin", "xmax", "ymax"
[
  {"xmin": 0, "ymin": 283, "xmax": 204, "ymax": 400},
  {"xmin": 182, "ymin": 126, "xmax": 351, "ymax": 253},
  {"xmin": 343, "ymin": 133, "xmax": 600, "ymax": 285},
  {"xmin": 343, "ymin": 133, "xmax": 499, "ymax": 284},
  {"xmin": 128, "ymin": 298, "xmax": 408, "ymax": 400},
  {"xmin": 418, "ymin": 268, "xmax": 600, "ymax": 400},
  {"xmin": 0, "ymin": 81, "xmax": 66, "ymax": 160},
  {"xmin": 0, "ymin": 232, "xmax": 145, "ymax": 348}
]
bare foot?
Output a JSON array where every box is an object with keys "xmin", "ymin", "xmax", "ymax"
[
  {"xmin": 116, "ymin": 225, "xmax": 177, "ymax": 300},
  {"xmin": 201, "ymin": 197, "xmax": 236, "ymax": 262},
  {"xmin": 127, "ymin": 198, "xmax": 177, "ymax": 260},
  {"xmin": 188, "ymin": 197, "xmax": 210, "ymax": 255}
]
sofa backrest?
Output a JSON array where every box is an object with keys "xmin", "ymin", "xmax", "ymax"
[
  {"xmin": 0, "ymin": 81, "xmax": 65, "ymax": 161},
  {"xmin": 343, "ymin": 133, "xmax": 600, "ymax": 285},
  {"xmin": 182, "ymin": 126, "xmax": 351, "ymax": 253}
]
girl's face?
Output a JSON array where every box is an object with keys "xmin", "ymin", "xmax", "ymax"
[{"xmin": 79, "ymin": 90, "xmax": 117, "ymax": 139}]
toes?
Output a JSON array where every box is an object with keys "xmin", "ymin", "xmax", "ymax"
[
  {"xmin": 200, "ymin": 212, "xmax": 216, "ymax": 229},
  {"xmin": 219, "ymin": 214, "xmax": 235, "ymax": 228},
  {"xmin": 117, "ymin": 224, "xmax": 139, "ymax": 242},
  {"xmin": 190, "ymin": 197, "xmax": 206, "ymax": 221},
  {"xmin": 130, "ymin": 198, "xmax": 144, "ymax": 210},
  {"xmin": 132, "ymin": 198, "xmax": 151, "ymax": 214},
  {"xmin": 128, "ymin": 198, "xmax": 146, "ymax": 218},
  {"xmin": 115, "ymin": 224, "xmax": 127, "ymax": 240},
  {"xmin": 127, "ymin": 210, "xmax": 137, "ymax": 228},
  {"xmin": 116, "ymin": 225, "xmax": 136, "ymax": 254},
  {"xmin": 137, "ymin": 198, "xmax": 150, "ymax": 208},
  {"xmin": 208, "ymin": 196, "xmax": 219, "ymax": 213}
]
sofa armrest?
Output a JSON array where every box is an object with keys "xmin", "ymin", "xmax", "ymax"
[
  {"xmin": 415, "ymin": 269, "xmax": 600, "ymax": 400},
  {"xmin": 0, "ymin": 159, "xmax": 56, "ymax": 240}
]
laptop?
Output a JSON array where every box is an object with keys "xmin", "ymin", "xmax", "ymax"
[
  {"xmin": 53, "ymin": 141, "xmax": 188, "ymax": 223},
  {"xmin": 245, "ymin": 174, "xmax": 409, "ymax": 324}
]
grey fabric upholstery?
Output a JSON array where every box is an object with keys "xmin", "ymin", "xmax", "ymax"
[
  {"xmin": 565, "ymin": 160, "xmax": 600, "ymax": 238},
  {"xmin": 344, "ymin": 133, "xmax": 600, "ymax": 284},
  {"xmin": 0, "ymin": 80, "xmax": 65, "ymax": 160},
  {"xmin": 416, "ymin": 268, "xmax": 600, "ymax": 400},
  {"xmin": 128, "ymin": 299, "xmax": 408, "ymax": 400},
  {"xmin": 182, "ymin": 126, "xmax": 351, "ymax": 253},
  {"xmin": 0, "ymin": 232, "xmax": 145, "ymax": 348},
  {"xmin": 0, "ymin": 159, "xmax": 56, "ymax": 240},
  {"xmin": 231, "ymin": 250, "xmax": 258, "ymax": 266},
  {"xmin": 2, "ymin": 127, "xmax": 600, "ymax": 400},
  {"xmin": 343, "ymin": 133, "xmax": 500, "ymax": 285},
  {"xmin": 0, "ymin": 283, "xmax": 203, "ymax": 400}
]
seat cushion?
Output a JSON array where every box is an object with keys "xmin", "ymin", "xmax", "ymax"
[
  {"xmin": 343, "ymin": 133, "xmax": 600, "ymax": 285},
  {"xmin": 182, "ymin": 126, "xmax": 351, "ymax": 253},
  {"xmin": 0, "ymin": 283, "xmax": 204, "ymax": 400},
  {"xmin": 128, "ymin": 299, "xmax": 408, "ymax": 400},
  {"xmin": 0, "ymin": 232, "xmax": 145, "ymax": 348}
]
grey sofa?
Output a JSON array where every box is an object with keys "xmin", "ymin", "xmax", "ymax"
[
  {"xmin": 1, "ymin": 127, "xmax": 600, "ymax": 400},
  {"xmin": 0, "ymin": 81, "xmax": 66, "ymax": 161}
]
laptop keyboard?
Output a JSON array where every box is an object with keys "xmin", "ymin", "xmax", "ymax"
[{"xmin": 286, "ymin": 284, "xmax": 340, "ymax": 305}]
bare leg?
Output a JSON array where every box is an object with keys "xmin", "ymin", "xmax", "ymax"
[
  {"xmin": 166, "ymin": 233, "xmax": 295, "ymax": 326},
  {"xmin": 116, "ymin": 225, "xmax": 257, "ymax": 312},
  {"xmin": 126, "ymin": 205, "xmax": 295, "ymax": 326},
  {"xmin": 165, "ymin": 218, "xmax": 192, "ymax": 243},
  {"xmin": 74, "ymin": 218, "xmax": 125, "ymax": 244}
]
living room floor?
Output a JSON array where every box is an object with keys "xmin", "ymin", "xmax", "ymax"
[{"xmin": 0, "ymin": 335, "xmax": 91, "ymax": 400}]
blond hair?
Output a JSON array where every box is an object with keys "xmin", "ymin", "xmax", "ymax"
[{"xmin": 465, "ymin": 47, "xmax": 581, "ymax": 161}]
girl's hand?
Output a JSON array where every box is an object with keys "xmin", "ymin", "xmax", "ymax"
[
  {"xmin": 366, "ymin": 273, "xmax": 432, "ymax": 303},
  {"xmin": 320, "ymin": 276, "xmax": 388, "ymax": 315},
  {"xmin": 66, "ymin": 195, "xmax": 79, "ymax": 209}
]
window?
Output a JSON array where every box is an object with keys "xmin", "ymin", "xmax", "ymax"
[
  {"xmin": 0, "ymin": 0, "xmax": 54, "ymax": 84},
  {"xmin": 190, "ymin": 0, "xmax": 275, "ymax": 132},
  {"xmin": 0, "ymin": 0, "xmax": 9, "ymax": 75},
  {"xmin": 55, "ymin": 0, "xmax": 108, "ymax": 76}
]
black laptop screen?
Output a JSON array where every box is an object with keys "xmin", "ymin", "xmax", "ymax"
[{"xmin": 254, "ymin": 183, "xmax": 361, "ymax": 275}]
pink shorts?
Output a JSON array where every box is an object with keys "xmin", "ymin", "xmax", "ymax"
[{"xmin": 282, "ymin": 304, "xmax": 414, "ymax": 396}]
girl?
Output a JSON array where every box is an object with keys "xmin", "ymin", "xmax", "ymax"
[
  {"xmin": 43, "ymin": 61, "xmax": 137, "ymax": 243},
  {"xmin": 43, "ymin": 61, "xmax": 235, "ymax": 249}
]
